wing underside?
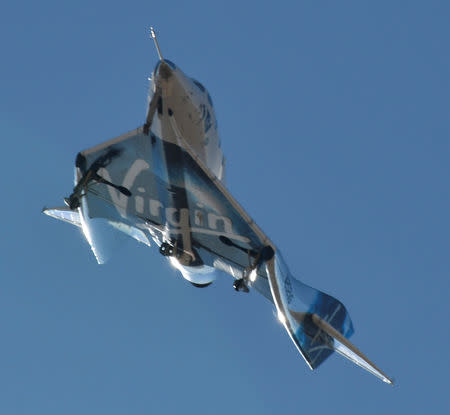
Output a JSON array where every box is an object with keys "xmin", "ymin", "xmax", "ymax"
[
  {"xmin": 77, "ymin": 127, "xmax": 271, "ymax": 273},
  {"xmin": 46, "ymin": 125, "xmax": 392, "ymax": 383}
]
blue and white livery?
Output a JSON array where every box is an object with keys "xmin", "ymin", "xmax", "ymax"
[{"xmin": 43, "ymin": 28, "xmax": 393, "ymax": 384}]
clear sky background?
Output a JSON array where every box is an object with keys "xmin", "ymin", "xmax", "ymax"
[{"xmin": 1, "ymin": 1, "xmax": 449, "ymax": 414}]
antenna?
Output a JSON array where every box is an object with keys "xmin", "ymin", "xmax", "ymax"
[{"xmin": 150, "ymin": 27, "xmax": 163, "ymax": 61}]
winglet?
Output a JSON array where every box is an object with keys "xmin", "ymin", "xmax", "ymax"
[
  {"xmin": 150, "ymin": 27, "xmax": 163, "ymax": 61},
  {"xmin": 42, "ymin": 206, "xmax": 82, "ymax": 228}
]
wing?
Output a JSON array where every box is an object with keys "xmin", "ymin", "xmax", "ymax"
[
  {"xmin": 76, "ymin": 126, "xmax": 272, "ymax": 277},
  {"xmin": 72, "ymin": 126, "xmax": 392, "ymax": 383}
]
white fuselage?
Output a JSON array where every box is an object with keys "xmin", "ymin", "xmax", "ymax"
[
  {"xmin": 149, "ymin": 60, "xmax": 225, "ymax": 182},
  {"xmin": 148, "ymin": 59, "xmax": 226, "ymax": 285}
]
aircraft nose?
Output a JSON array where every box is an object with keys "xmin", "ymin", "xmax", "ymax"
[{"xmin": 153, "ymin": 59, "xmax": 177, "ymax": 81}]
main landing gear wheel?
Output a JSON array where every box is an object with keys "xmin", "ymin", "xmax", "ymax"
[
  {"xmin": 64, "ymin": 195, "xmax": 80, "ymax": 210},
  {"xmin": 159, "ymin": 242, "xmax": 175, "ymax": 257},
  {"xmin": 233, "ymin": 279, "xmax": 249, "ymax": 293}
]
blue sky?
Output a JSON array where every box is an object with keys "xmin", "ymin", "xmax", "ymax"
[{"xmin": 1, "ymin": 1, "xmax": 449, "ymax": 413}]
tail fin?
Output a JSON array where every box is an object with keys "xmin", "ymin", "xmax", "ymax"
[
  {"xmin": 267, "ymin": 252, "xmax": 393, "ymax": 384},
  {"xmin": 42, "ymin": 207, "xmax": 82, "ymax": 227},
  {"xmin": 286, "ymin": 283, "xmax": 354, "ymax": 370},
  {"xmin": 43, "ymin": 202, "xmax": 151, "ymax": 264}
]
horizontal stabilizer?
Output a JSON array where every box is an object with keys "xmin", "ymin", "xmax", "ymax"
[{"xmin": 42, "ymin": 207, "xmax": 81, "ymax": 227}]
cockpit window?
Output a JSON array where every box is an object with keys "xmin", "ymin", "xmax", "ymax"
[
  {"xmin": 153, "ymin": 60, "xmax": 176, "ymax": 78},
  {"xmin": 207, "ymin": 93, "xmax": 214, "ymax": 107},
  {"xmin": 165, "ymin": 60, "xmax": 176, "ymax": 70},
  {"xmin": 192, "ymin": 79, "xmax": 205, "ymax": 92}
]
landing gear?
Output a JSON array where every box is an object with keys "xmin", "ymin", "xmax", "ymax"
[
  {"xmin": 232, "ymin": 245, "xmax": 275, "ymax": 293},
  {"xmin": 233, "ymin": 278, "xmax": 249, "ymax": 293},
  {"xmin": 233, "ymin": 266, "xmax": 252, "ymax": 293},
  {"xmin": 159, "ymin": 242, "xmax": 175, "ymax": 257},
  {"xmin": 64, "ymin": 148, "xmax": 131, "ymax": 211},
  {"xmin": 64, "ymin": 195, "xmax": 80, "ymax": 210}
]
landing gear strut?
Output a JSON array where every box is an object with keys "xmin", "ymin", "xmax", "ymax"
[
  {"xmin": 64, "ymin": 195, "xmax": 80, "ymax": 210},
  {"xmin": 64, "ymin": 149, "xmax": 131, "ymax": 210},
  {"xmin": 232, "ymin": 245, "xmax": 274, "ymax": 293}
]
